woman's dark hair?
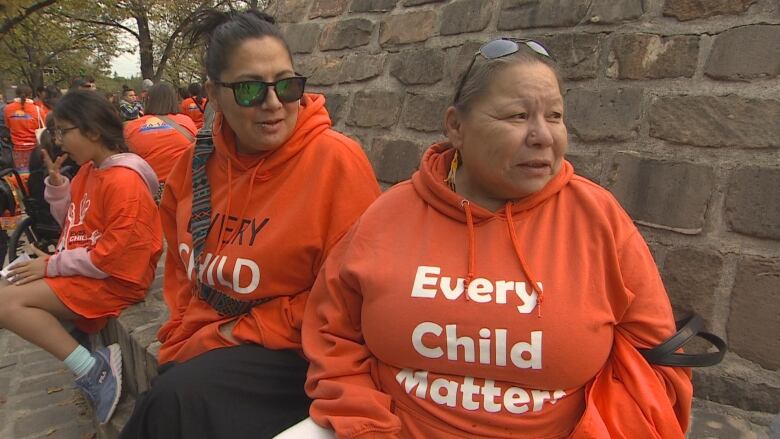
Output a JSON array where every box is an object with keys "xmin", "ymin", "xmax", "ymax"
[
  {"xmin": 54, "ymin": 90, "xmax": 127, "ymax": 153},
  {"xmin": 188, "ymin": 82, "xmax": 201, "ymax": 97},
  {"xmin": 43, "ymin": 85, "xmax": 61, "ymax": 110},
  {"xmin": 16, "ymin": 85, "xmax": 32, "ymax": 110},
  {"xmin": 188, "ymin": 82, "xmax": 206, "ymax": 108},
  {"xmin": 39, "ymin": 113, "xmax": 57, "ymax": 157},
  {"xmin": 186, "ymin": 9, "xmax": 291, "ymax": 81},
  {"xmin": 144, "ymin": 83, "xmax": 179, "ymax": 115}
]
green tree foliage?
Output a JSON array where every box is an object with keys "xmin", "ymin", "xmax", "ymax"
[
  {"xmin": 0, "ymin": 1, "xmax": 121, "ymax": 90},
  {"xmin": 0, "ymin": 0, "xmax": 269, "ymax": 91},
  {"xmin": 54, "ymin": 0, "xmax": 266, "ymax": 83},
  {"xmin": 0, "ymin": 0, "xmax": 58, "ymax": 38}
]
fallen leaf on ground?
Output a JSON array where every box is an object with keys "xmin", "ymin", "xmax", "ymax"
[{"xmin": 46, "ymin": 386, "xmax": 63, "ymax": 394}]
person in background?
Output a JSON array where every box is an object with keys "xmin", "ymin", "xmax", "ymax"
[
  {"xmin": 180, "ymin": 82, "xmax": 208, "ymax": 130},
  {"xmin": 69, "ymin": 77, "xmax": 97, "ymax": 92},
  {"xmin": 42, "ymin": 86, "xmax": 62, "ymax": 112},
  {"xmin": 82, "ymin": 76, "xmax": 97, "ymax": 91},
  {"xmin": 118, "ymin": 8, "xmax": 380, "ymax": 439},
  {"xmin": 0, "ymin": 90, "xmax": 162, "ymax": 426},
  {"xmin": 3, "ymin": 85, "xmax": 46, "ymax": 179},
  {"xmin": 27, "ymin": 113, "xmax": 79, "ymax": 226},
  {"xmin": 177, "ymin": 86, "xmax": 189, "ymax": 102},
  {"xmin": 35, "ymin": 86, "xmax": 46, "ymax": 108},
  {"xmin": 140, "ymin": 79, "xmax": 154, "ymax": 107},
  {"xmin": 125, "ymin": 83, "xmax": 196, "ymax": 188},
  {"xmin": 0, "ymin": 93, "xmax": 7, "ymax": 138},
  {"xmin": 119, "ymin": 86, "xmax": 144, "ymax": 122},
  {"xmin": 303, "ymin": 38, "xmax": 692, "ymax": 439},
  {"xmin": 69, "ymin": 78, "xmax": 85, "ymax": 92}
]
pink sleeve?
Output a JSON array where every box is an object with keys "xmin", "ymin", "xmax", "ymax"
[
  {"xmin": 44, "ymin": 176, "xmax": 71, "ymax": 227},
  {"xmin": 46, "ymin": 247, "xmax": 109, "ymax": 278}
]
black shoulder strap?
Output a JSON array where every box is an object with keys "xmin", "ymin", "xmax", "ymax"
[
  {"xmin": 638, "ymin": 314, "xmax": 727, "ymax": 367},
  {"xmin": 194, "ymin": 98, "xmax": 205, "ymax": 114}
]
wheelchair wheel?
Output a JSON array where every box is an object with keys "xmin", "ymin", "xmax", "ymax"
[{"xmin": 8, "ymin": 216, "xmax": 35, "ymax": 261}]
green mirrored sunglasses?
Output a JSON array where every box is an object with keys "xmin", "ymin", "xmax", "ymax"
[{"xmin": 215, "ymin": 76, "xmax": 307, "ymax": 107}]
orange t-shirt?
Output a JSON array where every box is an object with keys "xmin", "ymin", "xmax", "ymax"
[
  {"xmin": 125, "ymin": 114, "xmax": 197, "ymax": 182},
  {"xmin": 303, "ymin": 144, "xmax": 692, "ymax": 438},
  {"xmin": 157, "ymin": 93, "xmax": 380, "ymax": 364},
  {"xmin": 44, "ymin": 155, "xmax": 163, "ymax": 332},
  {"xmin": 3, "ymin": 99, "xmax": 46, "ymax": 149},
  {"xmin": 180, "ymin": 97, "xmax": 207, "ymax": 130}
]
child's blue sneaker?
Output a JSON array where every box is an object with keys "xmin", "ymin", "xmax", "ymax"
[{"xmin": 74, "ymin": 343, "xmax": 123, "ymax": 424}]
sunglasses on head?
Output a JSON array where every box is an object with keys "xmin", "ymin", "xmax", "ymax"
[
  {"xmin": 215, "ymin": 76, "xmax": 307, "ymax": 107},
  {"xmin": 454, "ymin": 38, "xmax": 553, "ymax": 103}
]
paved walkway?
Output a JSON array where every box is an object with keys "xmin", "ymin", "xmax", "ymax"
[
  {"xmin": 0, "ymin": 328, "xmax": 775, "ymax": 439},
  {"xmin": 0, "ymin": 329, "xmax": 95, "ymax": 439}
]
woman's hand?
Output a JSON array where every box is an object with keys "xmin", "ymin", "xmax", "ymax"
[
  {"xmin": 219, "ymin": 319, "xmax": 239, "ymax": 344},
  {"xmin": 42, "ymin": 149, "xmax": 69, "ymax": 186},
  {"xmin": 8, "ymin": 246, "xmax": 50, "ymax": 285}
]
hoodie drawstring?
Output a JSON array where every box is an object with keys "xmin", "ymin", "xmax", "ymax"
[
  {"xmin": 215, "ymin": 158, "xmax": 269, "ymax": 254},
  {"xmin": 504, "ymin": 203, "xmax": 544, "ymax": 318},
  {"xmin": 459, "ymin": 199, "xmax": 544, "ymax": 317},
  {"xmin": 462, "ymin": 200, "xmax": 475, "ymax": 300}
]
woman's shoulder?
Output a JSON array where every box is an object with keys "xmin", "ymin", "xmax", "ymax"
[
  {"xmin": 566, "ymin": 174, "xmax": 624, "ymax": 208},
  {"xmin": 358, "ymin": 181, "xmax": 418, "ymax": 221},
  {"xmin": 308, "ymin": 129, "xmax": 365, "ymax": 157},
  {"xmin": 563, "ymin": 174, "xmax": 637, "ymax": 236},
  {"xmin": 301, "ymin": 129, "xmax": 375, "ymax": 176},
  {"xmin": 169, "ymin": 113, "xmax": 198, "ymax": 132}
]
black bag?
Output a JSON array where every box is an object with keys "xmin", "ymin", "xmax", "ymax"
[{"xmin": 638, "ymin": 313, "xmax": 727, "ymax": 367}]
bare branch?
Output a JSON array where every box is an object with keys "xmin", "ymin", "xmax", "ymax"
[
  {"xmin": 53, "ymin": 11, "xmax": 139, "ymax": 38},
  {"xmin": 0, "ymin": 0, "xmax": 58, "ymax": 36}
]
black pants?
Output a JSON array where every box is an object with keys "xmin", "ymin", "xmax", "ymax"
[{"xmin": 119, "ymin": 344, "xmax": 312, "ymax": 439}]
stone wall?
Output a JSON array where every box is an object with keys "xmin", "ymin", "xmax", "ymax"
[{"xmin": 266, "ymin": 0, "xmax": 780, "ymax": 415}]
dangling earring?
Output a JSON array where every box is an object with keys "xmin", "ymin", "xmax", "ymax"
[{"xmin": 446, "ymin": 150, "xmax": 459, "ymax": 191}]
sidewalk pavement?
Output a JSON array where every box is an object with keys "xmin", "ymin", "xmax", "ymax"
[{"xmin": 0, "ymin": 328, "xmax": 775, "ymax": 439}]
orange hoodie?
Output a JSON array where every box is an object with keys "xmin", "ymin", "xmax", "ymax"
[
  {"xmin": 3, "ymin": 99, "xmax": 46, "ymax": 149},
  {"xmin": 180, "ymin": 97, "xmax": 207, "ymax": 130},
  {"xmin": 303, "ymin": 143, "xmax": 692, "ymax": 439},
  {"xmin": 125, "ymin": 113, "xmax": 197, "ymax": 182},
  {"xmin": 157, "ymin": 93, "xmax": 380, "ymax": 365}
]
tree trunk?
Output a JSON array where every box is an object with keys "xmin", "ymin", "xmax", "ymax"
[
  {"xmin": 30, "ymin": 68, "xmax": 44, "ymax": 91},
  {"xmin": 135, "ymin": 10, "xmax": 154, "ymax": 80}
]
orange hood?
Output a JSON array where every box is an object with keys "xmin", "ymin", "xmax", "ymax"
[
  {"xmin": 411, "ymin": 142, "xmax": 575, "ymax": 317},
  {"xmin": 412, "ymin": 142, "xmax": 574, "ymax": 222}
]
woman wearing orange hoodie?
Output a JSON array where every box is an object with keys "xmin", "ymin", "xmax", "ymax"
[
  {"xmin": 302, "ymin": 39, "xmax": 693, "ymax": 439},
  {"xmin": 3, "ymin": 85, "xmax": 46, "ymax": 178},
  {"xmin": 119, "ymin": 9, "xmax": 380, "ymax": 439}
]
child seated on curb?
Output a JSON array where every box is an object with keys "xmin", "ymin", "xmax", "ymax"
[{"xmin": 0, "ymin": 90, "xmax": 162, "ymax": 425}]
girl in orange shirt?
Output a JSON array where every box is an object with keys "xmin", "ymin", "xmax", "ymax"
[{"xmin": 0, "ymin": 90, "xmax": 163, "ymax": 426}]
